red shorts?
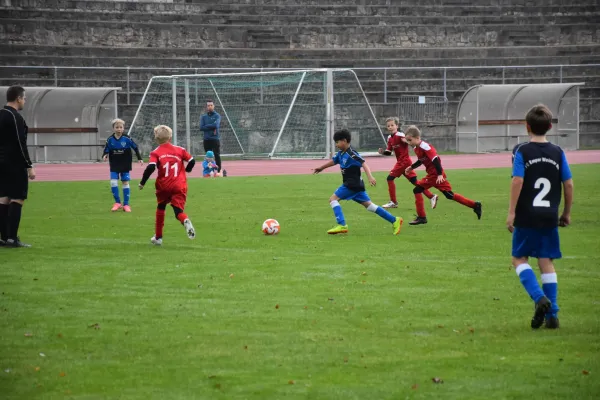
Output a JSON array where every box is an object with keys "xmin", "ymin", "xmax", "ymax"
[
  {"xmin": 390, "ymin": 160, "xmax": 417, "ymax": 179},
  {"xmin": 416, "ymin": 173, "xmax": 453, "ymax": 192},
  {"xmin": 156, "ymin": 187, "xmax": 187, "ymax": 209}
]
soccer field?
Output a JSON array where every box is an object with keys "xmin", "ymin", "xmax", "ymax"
[{"xmin": 1, "ymin": 165, "xmax": 599, "ymax": 399}]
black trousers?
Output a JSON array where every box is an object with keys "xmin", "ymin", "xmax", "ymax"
[{"xmin": 203, "ymin": 139, "xmax": 222, "ymax": 172}]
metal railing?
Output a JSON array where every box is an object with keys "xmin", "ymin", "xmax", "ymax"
[{"xmin": 2, "ymin": 64, "xmax": 599, "ymax": 106}]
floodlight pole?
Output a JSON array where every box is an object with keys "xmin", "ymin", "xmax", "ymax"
[
  {"xmin": 270, "ymin": 71, "xmax": 307, "ymax": 158},
  {"xmin": 172, "ymin": 78, "xmax": 178, "ymax": 146},
  {"xmin": 184, "ymin": 79, "xmax": 191, "ymax": 151}
]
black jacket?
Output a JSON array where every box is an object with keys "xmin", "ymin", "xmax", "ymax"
[{"xmin": 0, "ymin": 105, "xmax": 32, "ymax": 168}]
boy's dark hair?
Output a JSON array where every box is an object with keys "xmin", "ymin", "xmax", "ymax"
[
  {"xmin": 525, "ymin": 104, "xmax": 553, "ymax": 136},
  {"xmin": 206, "ymin": 99, "xmax": 214, "ymax": 104},
  {"xmin": 6, "ymin": 86, "xmax": 25, "ymax": 102},
  {"xmin": 404, "ymin": 125, "xmax": 421, "ymax": 138},
  {"xmin": 333, "ymin": 129, "xmax": 351, "ymax": 143}
]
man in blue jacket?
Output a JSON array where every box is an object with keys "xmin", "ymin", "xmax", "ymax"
[{"xmin": 200, "ymin": 99, "xmax": 225, "ymax": 175}]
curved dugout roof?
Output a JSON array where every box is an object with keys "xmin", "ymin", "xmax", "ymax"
[{"xmin": 1, "ymin": 86, "xmax": 120, "ymax": 128}]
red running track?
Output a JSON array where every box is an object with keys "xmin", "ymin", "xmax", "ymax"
[{"xmin": 33, "ymin": 150, "xmax": 600, "ymax": 182}]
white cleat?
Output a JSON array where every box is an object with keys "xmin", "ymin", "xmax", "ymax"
[
  {"xmin": 150, "ymin": 236, "xmax": 163, "ymax": 246},
  {"xmin": 183, "ymin": 218, "xmax": 196, "ymax": 239},
  {"xmin": 382, "ymin": 201, "xmax": 398, "ymax": 209},
  {"xmin": 430, "ymin": 194, "xmax": 438, "ymax": 209}
]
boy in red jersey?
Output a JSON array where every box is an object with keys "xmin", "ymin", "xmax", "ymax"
[
  {"xmin": 138, "ymin": 125, "xmax": 197, "ymax": 245},
  {"xmin": 378, "ymin": 117, "xmax": 438, "ymax": 209},
  {"xmin": 404, "ymin": 125, "xmax": 482, "ymax": 225}
]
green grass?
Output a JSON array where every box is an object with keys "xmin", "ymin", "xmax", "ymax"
[{"xmin": 1, "ymin": 165, "xmax": 599, "ymax": 400}]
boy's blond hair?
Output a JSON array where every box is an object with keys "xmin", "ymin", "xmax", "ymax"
[
  {"xmin": 385, "ymin": 117, "xmax": 400, "ymax": 126},
  {"xmin": 154, "ymin": 125, "xmax": 173, "ymax": 144},
  {"xmin": 525, "ymin": 104, "xmax": 553, "ymax": 136},
  {"xmin": 404, "ymin": 125, "xmax": 421, "ymax": 138},
  {"xmin": 111, "ymin": 118, "xmax": 125, "ymax": 128}
]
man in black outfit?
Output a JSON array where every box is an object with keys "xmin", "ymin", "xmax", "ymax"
[{"xmin": 0, "ymin": 86, "xmax": 36, "ymax": 248}]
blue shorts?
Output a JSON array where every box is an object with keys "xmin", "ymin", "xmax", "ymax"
[
  {"xmin": 512, "ymin": 227, "xmax": 562, "ymax": 259},
  {"xmin": 334, "ymin": 185, "xmax": 370, "ymax": 203},
  {"xmin": 110, "ymin": 172, "xmax": 131, "ymax": 181}
]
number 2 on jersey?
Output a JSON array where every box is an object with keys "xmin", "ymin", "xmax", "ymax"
[
  {"xmin": 163, "ymin": 161, "xmax": 179, "ymax": 177},
  {"xmin": 533, "ymin": 177, "xmax": 551, "ymax": 207}
]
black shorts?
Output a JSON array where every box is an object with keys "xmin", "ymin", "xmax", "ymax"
[{"xmin": 0, "ymin": 164, "xmax": 28, "ymax": 200}]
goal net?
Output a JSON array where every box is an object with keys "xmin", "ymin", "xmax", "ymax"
[{"xmin": 127, "ymin": 69, "xmax": 385, "ymax": 158}]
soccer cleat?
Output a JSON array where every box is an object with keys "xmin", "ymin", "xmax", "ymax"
[
  {"xmin": 382, "ymin": 201, "xmax": 398, "ymax": 209},
  {"xmin": 183, "ymin": 218, "xmax": 196, "ymax": 239},
  {"xmin": 111, "ymin": 203, "xmax": 122, "ymax": 212},
  {"xmin": 327, "ymin": 224, "xmax": 348, "ymax": 235},
  {"xmin": 474, "ymin": 201, "xmax": 482, "ymax": 220},
  {"xmin": 531, "ymin": 296, "xmax": 551, "ymax": 329},
  {"xmin": 5, "ymin": 237, "xmax": 31, "ymax": 248},
  {"xmin": 123, "ymin": 205, "xmax": 132, "ymax": 213},
  {"xmin": 392, "ymin": 217, "xmax": 403, "ymax": 235},
  {"xmin": 545, "ymin": 315, "xmax": 560, "ymax": 329},
  {"xmin": 150, "ymin": 236, "xmax": 163, "ymax": 246},
  {"xmin": 409, "ymin": 216, "xmax": 428, "ymax": 225},
  {"xmin": 430, "ymin": 194, "xmax": 439, "ymax": 209},
  {"xmin": 222, "ymin": 169, "xmax": 228, "ymax": 177}
]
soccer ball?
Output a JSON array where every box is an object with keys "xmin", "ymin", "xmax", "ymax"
[{"xmin": 262, "ymin": 219, "xmax": 280, "ymax": 235}]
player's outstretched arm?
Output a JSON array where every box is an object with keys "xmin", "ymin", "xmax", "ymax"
[
  {"xmin": 313, "ymin": 160, "xmax": 335, "ymax": 174},
  {"xmin": 560, "ymin": 178, "xmax": 574, "ymax": 227},
  {"xmin": 362, "ymin": 162, "xmax": 376, "ymax": 186},
  {"xmin": 139, "ymin": 163, "xmax": 156, "ymax": 189}
]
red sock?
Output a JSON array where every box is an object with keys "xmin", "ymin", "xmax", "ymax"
[
  {"xmin": 155, "ymin": 209, "xmax": 166, "ymax": 238},
  {"xmin": 387, "ymin": 179, "xmax": 397, "ymax": 204},
  {"xmin": 414, "ymin": 193, "xmax": 426, "ymax": 218},
  {"xmin": 453, "ymin": 193, "xmax": 476, "ymax": 208},
  {"xmin": 176, "ymin": 212, "xmax": 188, "ymax": 224},
  {"xmin": 423, "ymin": 189, "xmax": 434, "ymax": 199}
]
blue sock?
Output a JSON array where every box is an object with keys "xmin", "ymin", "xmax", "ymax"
[
  {"xmin": 375, "ymin": 206, "xmax": 396, "ymax": 223},
  {"xmin": 541, "ymin": 273, "xmax": 559, "ymax": 316},
  {"xmin": 110, "ymin": 180, "xmax": 121, "ymax": 203},
  {"xmin": 330, "ymin": 200, "xmax": 346, "ymax": 226},
  {"xmin": 122, "ymin": 182, "xmax": 131, "ymax": 206},
  {"xmin": 516, "ymin": 264, "xmax": 545, "ymax": 303}
]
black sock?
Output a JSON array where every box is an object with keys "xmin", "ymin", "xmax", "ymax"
[
  {"xmin": 0, "ymin": 203, "xmax": 8, "ymax": 241},
  {"xmin": 6, "ymin": 202, "xmax": 23, "ymax": 240}
]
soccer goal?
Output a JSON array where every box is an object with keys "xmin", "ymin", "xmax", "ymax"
[{"xmin": 127, "ymin": 69, "xmax": 385, "ymax": 158}]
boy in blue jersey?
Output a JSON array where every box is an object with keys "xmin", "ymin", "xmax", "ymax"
[
  {"xmin": 313, "ymin": 129, "xmax": 403, "ymax": 235},
  {"xmin": 506, "ymin": 104, "xmax": 574, "ymax": 329},
  {"xmin": 102, "ymin": 119, "xmax": 144, "ymax": 212}
]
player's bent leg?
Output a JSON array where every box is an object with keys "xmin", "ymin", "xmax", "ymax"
[
  {"xmin": 172, "ymin": 205, "xmax": 195, "ymax": 239},
  {"xmin": 408, "ymin": 175, "xmax": 435, "ymax": 202}
]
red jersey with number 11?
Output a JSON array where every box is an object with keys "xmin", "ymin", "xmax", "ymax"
[{"xmin": 148, "ymin": 142, "xmax": 193, "ymax": 191}]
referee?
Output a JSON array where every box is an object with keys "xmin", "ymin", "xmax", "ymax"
[{"xmin": 0, "ymin": 86, "xmax": 35, "ymax": 248}]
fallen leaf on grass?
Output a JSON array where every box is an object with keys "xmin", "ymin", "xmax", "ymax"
[
  {"xmin": 39, "ymin": 353, "xmax": 45, "ymax": 357},
  {"xmin": 411, "ymin": 384, "xmax": 419, "ymax": 390},
  {"xmin": 328, "ymin": 298, "xmax": 334, "ymax": 301},
  {"xmin": 59, "ymin": 372, "xmax": 66, "ymax": 377},
  {"xmin": 303, "ymin": 306, "xmax": 308, "ymax": 309},
  {"xmin": 453, "ymin": 329, "xmax": 460, "ymax": 333},
  {"xmin": 361, "ymin": 272, "xmax": 367, "ymax": 275},
  {"xmin": 469, "ymin": 328, "xmax": 475, "ymax": 333},
  {"xmin": 275, "ymin": 304, "xmax": 279, "ymax": 309},
  {"xmin": 24, "ymin": 332, "xmax": 33, "ymax": 337},
  {"xmin": 343, "ymin": 357, "xmax": 348, "ymax": 363},
  {"xmin": 432, "ymin": 377, "xmax": 444, "ymax": 384},
  {"xmin": 57, "ymin": 333, "xmax": 63, "ymax": 338},
  {"xmin": 208, "ymin": 375, "xmax": 217, "ymax": 379},
  {"xmin": 88, "ymin": 323, "xmax": 100, "ymax": 330},
  {"xmin": 582, "ymin": 370, "xmax": 590, "ymax": 375},
  {"xmin": 35, "ymin": 367, "xmax": 40, "ymax": 372},
  {"xmin": 229, "ymin": 274, "xmax": 234, "ymax": 278},
  {"xmin": 437, "ymin": 325, "xmax": 444, "ymax": 328},
  {"xmin": 360, "ymin": 260, "xmax": 365, "ymax": 263},
  {"xmin": 214, "ymin": 383, "xmax": 221, "ymax": 389},
  {"xmin": 244, "ymin": 345, "xmax": 248, "ymax": 350},
  {"xmin": 288, "ymin": 380, "xmax": 295, "ymax": 385}
]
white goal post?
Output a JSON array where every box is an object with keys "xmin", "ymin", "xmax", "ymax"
[{"xmin": 127, "ymin": 69, "xmax": 385, "ymax": 159}]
